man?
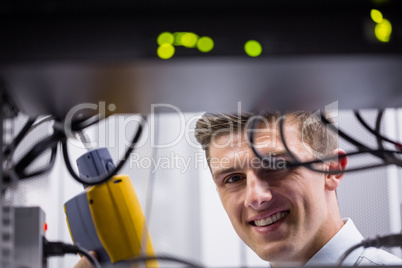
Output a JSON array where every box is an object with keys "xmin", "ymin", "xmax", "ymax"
[
  {"xmin": 193, "ymin": 111, "xmax": 402, "ymax": 266},
  {"xmin": 76, "ymin": 111, "xmax": 402, "ymax": 267}
]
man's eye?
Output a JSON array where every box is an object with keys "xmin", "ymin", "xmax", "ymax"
[{"xmin": 225, "ymin": 175, "xmax": 245, "ymax": 184}]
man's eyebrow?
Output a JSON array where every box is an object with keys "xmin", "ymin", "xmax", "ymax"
[
  {"xmin": 255, "ymin": 150, "xmax": 290, "ymax": 159},
  {"xmin": 272, "ymin": 152, "xmax": 293, "ymax": 159},
  {"xmin": 212, "ymin": 167, "xmax": 241, "ymax": 179}
]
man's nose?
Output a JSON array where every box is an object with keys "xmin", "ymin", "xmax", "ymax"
[{"xmin": 244, "ymin": 173, "xmax": 273, "ymax": 209}]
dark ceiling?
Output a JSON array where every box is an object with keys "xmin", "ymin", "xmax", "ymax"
[{"xmin": 1, "ymin": 1, "xmax": 401, "ymax": 118}]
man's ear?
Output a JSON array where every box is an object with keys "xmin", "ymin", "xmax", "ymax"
[{"xmin": 325, "ymin": 149, "xmax": 348, "ymax": 191}]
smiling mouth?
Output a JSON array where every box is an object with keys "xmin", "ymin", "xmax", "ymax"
[{"xmin": 251, "ymin": 211, "xmax": 289, "ymax": 227}]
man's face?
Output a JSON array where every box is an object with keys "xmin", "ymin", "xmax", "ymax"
[{"xmin": 208, "ymin": 120, "xmax": 339, "ymax": 265}]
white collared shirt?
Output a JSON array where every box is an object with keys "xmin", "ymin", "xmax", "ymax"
[{"xmin": 305, "ymin": 218, "xmax": 402, "ymax": 266}]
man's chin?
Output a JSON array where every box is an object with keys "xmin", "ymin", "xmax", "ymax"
[
  {"xmin": 253, "ymin": 243, "xmax": 299, "ymax": 265},
  {"xmin": 268, "ymin": 260, "xmax": 304, "ymax": 267}
]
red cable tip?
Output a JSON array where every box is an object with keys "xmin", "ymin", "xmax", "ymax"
[{"xmin": 395, "ymin": 143, "xmax": 402, "ymax": 152}]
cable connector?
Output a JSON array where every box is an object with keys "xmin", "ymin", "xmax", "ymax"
[
  {"xmin": 361, "ymin": 233, "xmax": 402, "ymax": 249},
  {"xmin": 42, "ymin": 237, "xmax": 100, "ymax": 268},
  {"xmin": 43, "ymin": 237, "xmax": 79, "ymax": 257},
  {"xmin": 337, "ymin": 233, "xmax": 402, "ymax": 266}
]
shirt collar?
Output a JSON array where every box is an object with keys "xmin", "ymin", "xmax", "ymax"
[{"xmin": 305, "ymin": 218, "xmax": 365, "ymax": 266}]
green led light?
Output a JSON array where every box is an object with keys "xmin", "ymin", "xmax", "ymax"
[
  {"xmin": 375, "ymin": 18, "xmax": 392, "ymax": 42},
  {"xmin": 157, "ymin": 44, "xmax": 175, "ymax": 59},
  {"xmin": 197, "ymin": 36, "xmax": 214, "ymax": 52},
  {"xmin": 181, "ymin": 32, "xmax": 199, "ymax": 48},
  {"xmin": 244, "ymin": 40, "xmax": 262, "ymax": 57},
  {"xmin": 157, "ymin": 32, "xmax": 174, "ymax": 45},
  {"xmin": 370, "ymin": 9, "xmax": 383, "ymax": 24},
  {"xmin": 173, "ymin": 32, "xmax": 186, "ymax": 46}
]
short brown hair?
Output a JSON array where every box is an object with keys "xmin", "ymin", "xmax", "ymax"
[{"xmin": 194, "ymin": 111, "xmax": 338, "ymax": 162}]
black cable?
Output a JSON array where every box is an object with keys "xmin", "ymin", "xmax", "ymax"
[
  {"xmin": 374, "ymin": 110, "xmax": 396, "ymax": 167},
  {"xmin": 19, "ymin": 142, "xmax": 58, "ymax": 180},
  {"xmin": 319, "ymin": 112, "xmax": 391, "ymax": 162},
  {"xmin": 248, "ymin": 113, "xmax": 344, "ymax": 171},
  {"xmin": 354, "ymin": 110, "xmax": 402, "ymax": 168},
  {"xmin": 61, "ymin": 115, "xmax": 146, "ymax": 185},
  {"xmin": 43, "ymin": 237, "xmax": 101, "ymax": 268},
  {"xmin": 375, "ymin": 110, "xmax": 385, "ymax": 149},
  {"xmin": 248, "ymin": 113, "xmax": 402, "ymax": 174},
  {"xmin": 336, "ymin": 242, "xmax": 364, "ymax": 266},
  {"xmin": 4, "ymin": 116, "xmax": 56, "ymax": 160},
  {"xmin": 3, "ymin": 117, "xmax": 36, "ymax": 157},
  {"xmin": 70, "ymin": 114, "xmax": 102, "ymax": 132},
  {"xmin": 277, "ymin": 114, "xmax": 378, "ymax": 174},
  {"xmin": 354, "ymin": 110, "xmax": 402, "ymax": 149},
  {"xmin": 336, "ymin": 233, "xmax": 402, "ymax": 266},
  {"xmin": 375, "ymin": 110, "xmax": 402, "ymax": 167},
  {"xmin": 14, "ymin": 129, "xmax": 64, "ymax": 179},
  {"xmin": 2, "ymin": 117, "xmax": 63, "ymax": 182},
  {"xmin": 128, "ymin": 254, "xmax": 203, "ymax": 268},
  {"xmin": 74, "ymin": 245, "xmax": 100, "ymax": 268}
]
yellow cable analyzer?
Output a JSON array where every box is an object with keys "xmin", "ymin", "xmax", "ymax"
[{"xmin": 64, "ymin": 148, "xmax": 157, "ymax": 267}]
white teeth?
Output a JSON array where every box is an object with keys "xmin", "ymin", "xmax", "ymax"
[
  {"xmin": 266, "ymin": 217, "xmax": 272, "ymax": 225},
  {"xmin": 254, "ymin": 211, "xmax": 288, "ymax": 227}
]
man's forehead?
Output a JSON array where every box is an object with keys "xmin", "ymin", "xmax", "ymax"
[
  {"xmin": 212, "ymin": 125, "xmax": 298, "ymax": 146},
  {"xmin": 211, "ymin": 131, "xmax": 273, "ymax": 148}
]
